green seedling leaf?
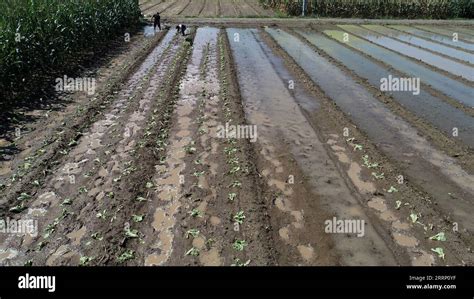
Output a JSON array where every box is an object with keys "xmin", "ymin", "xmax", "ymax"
[
  {"xmin": 410, "ymin": 213, "xmax": 418, "ymax": 223},
  {"xmin": 124, "ymin": 228, "xmax": 139, "ymax": 239},
  {"xmin": 388, "ymin": 186, "xmax": 398, "ymax": 193},
  {"xmin": 91, "ymin": 232, "xmax": 103, "ymax": 241},
  {"xmin": 135, "ymin": 196, "xmax": 148, "ymax": 202},
  {"xmin": 231, "ymin": 258, "xmax": 251, "ymax": 267},
  {"xmin": 431, "ymin": 247, "xmax": 445, "ymax": 259},
  {"xmin": 193, "ymin": 171, "xmax": 205, "ymax": 177},
  {"xmin": 185, "ymin": 229, "xmax": 200, "ymax": 239},
  {"xmin": 132, "ymin": 215, "xmax": 145, "ymax": 223},
  {"xmin": 371, "ymin": 172, "xmax": 385, "ymax": 180},
  {"xmin": 17, "ymin": 193, "xmax": 31, "ymax": 201},
  {"xmin": 229, "ymin": 166, "xmax": 240, "ymax": 174},
  {"xmin": 117, "ymin": 250, "xmax": 135, "ymax": 263},
  {"xmin": 224, "ymin": 147, "xmax": 238, "ymax": 155},
  {"xmin": 429, "ymin": 232, "xmax": 446, "ymax": 242},
  {"xmin": 61, "ymin": 198, "xmax": 73, "ymax": 206},
  {"xmin": 232, "ymin": 240, "xmax": 248, "ymax": 251},
  {"xmin": 79, "ymin": 256, "xmax": 94, "ymax": 266},
  {"xmin": 233, "ymin": 211, "xmax": 246, "ymax": 225},
  {"xmin": 96, "ymin": 210, "xmax": 107, "ymax": 220},
  {"xmin": 185, "ymin": 247, "xmax": 200, "ymax": 256},
  {"xmin": 395, "ymin": 201, "xmax": 402, "ymax": 210},
  {"xmin": 228, "ymin": 193, "xmax": 237, "ymax": 201},
  {"xmin": 9, "ymin": 204, "xmax": 26, "ymax": 213},
  {"xmin": 188, "ymin": 209, "xmax": 203, "ymax": 218},
  {"xmin": 229, "ymin": 181, "xmax": 241, "ymax": 188},
  {"xmin": 36, "ymin": 241, "xmax": 47, "ymax": 251}
]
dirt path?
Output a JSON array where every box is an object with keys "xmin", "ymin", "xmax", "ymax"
[
  {"xmin": 161, "ymin": 1, "xmax": 191, "ymax": 17},
  {"xmin": 244, "ymin": 0, "xmax": 273, "ymax": 17},
  {"xmin": 141, "ymin": 0, "xmax": 162, "ymax": 14},
  {"xmin": 142, "ymin": 0, "xmax": 271, "ymax": 18},
  {"xmin": 219, "ymin": 0, "xmax": 240, "ymax": 17},
  {"xmin": 200, "ymin": 0, "xmax": 220, "ymax": 17},
  {"xmin": 180, "ymin": 0, "xmax": 206, "ymax": 17},
  {"xmin": 232, "ymin": 0, "xmax": 257, "ymax": 16},
  {"xmin": 143, "ymin": 0, "xmax": 174, "ymax": 17}
]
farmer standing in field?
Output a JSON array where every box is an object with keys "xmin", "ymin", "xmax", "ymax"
[{"xmin": 153, "ymin": 12, "xmax": 161, "ymax": 31}]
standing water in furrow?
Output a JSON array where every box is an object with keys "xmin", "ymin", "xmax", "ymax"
[
  {"xmin": 361, "ymin": 25, "xmax": 474, "ymax": 65},
  {"xmin": 388, "ymin": 25, "xmax": 474, "ymax": 52},
  {"xmin": 143, "ymin": 28, "xmax": 220, "ymax": 266},
  {"xmin": 228, "ymin": 28, "xmax": 397, "ymax": 266},
  {"xmin": 415, "ymin": 26, "xmax": 474, "ymax": 43},
  {"xmin": 265, "ymin": 28, "xmax": 474, "ymax": 233},
  {"xmin": 447, "ymin": 26, "xmax": 474, "ymax": 37},
  {"xmin": 323, "ymin": 30, "xmax": 474, "ymax": 108},
  {"xmin": 338, "ymin": 25, "xmax": 474, "ymax": 82},
  {"xmin": 297, "ymin": 30, "xmax": 474, "ymax": 148}
]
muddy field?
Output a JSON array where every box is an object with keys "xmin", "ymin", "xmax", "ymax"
[
  {"xmin": 0, "ymin": 21, "xmax": 473, "ymax": 266},
  {"xmin": 140, "ymin": 0, "xmax": 274, "ymax": 18}
]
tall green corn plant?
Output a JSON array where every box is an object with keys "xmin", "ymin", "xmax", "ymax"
[
  {"xmin": 260, "ymin": 0, "xmax": 473, "ymax": 18},
  {"xmin": 0, "ymin": 0, "xmax": 141, "ymax": 107}
]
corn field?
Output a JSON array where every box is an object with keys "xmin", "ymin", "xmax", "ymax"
[
  {"xmin": 0, "ymin": 0, "xmax": 141, "ymax": 108},
  {"xmin": 260, "ymin": 0, "xmax": 474, "ymax": 18}
]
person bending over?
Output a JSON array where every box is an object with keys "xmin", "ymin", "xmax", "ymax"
[{"xmin": 176, "ymin": 24, "xmax": 187, "ymax": 36}]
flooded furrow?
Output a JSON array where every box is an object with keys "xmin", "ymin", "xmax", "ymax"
[
  {"xmin": 0, "ymin": 30, "xmax": 178, "ymax": 265},
  {"xmin": 323, "ymin": 30, "xmax": 474, "ymax": 108},
  {"xmin": 143, "ymin": 28, "xmax": 219, "ymax": 266},
  {"xmin": 297, "ymin": 30, "xmax": 474, "ymax": 148},
  {"xmin": 181, "ymin": 37, "xmax": 227, "ymax": 266},
  {"xmin": 338, "ymin": 25, "xmax": 474, "ymax": 82},
  {"xmin": 388, "ymin": 25, "xmax": 474, "ymax": 52},
  {"xmin": 415, "ymin": 26, "xmax": 474, "ymax": 43},
  {"xmin": 448, "ymin": 26, "xmax": 474, "ymax": 37},
  {"xmin": 229, "ymin": 28, "xmax": 398, "ymax": 265},
  {"xmin": 266, "ymin": 28, "xmax": 474, "ymax": 234},
  {"xmin": 362, "ymin": 25, "xmax": 474, "ymax": 65}
]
